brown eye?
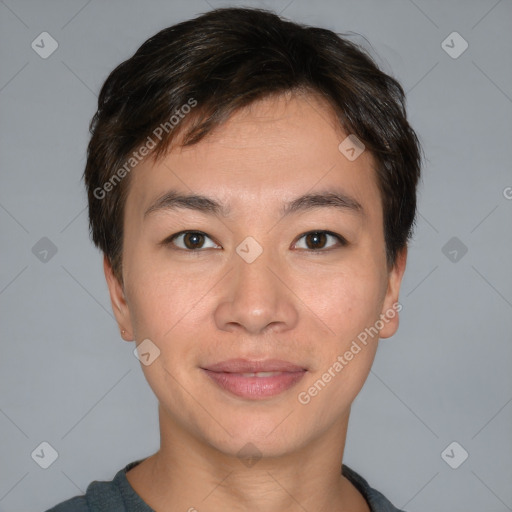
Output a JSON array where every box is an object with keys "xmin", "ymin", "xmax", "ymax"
[
  {"xmin": 305, "ymin": 232, "xmax": 327, "ymax": 249},
  {"xmin": 294, "ymin": 231, "xmax": 346, "ymax": 251},
  {"xmin": 183, "ymin": 232, "xmax": 205, "ymax": 249},
  {"xmin": 165, "ymin": 231, "xmax": 220, "ymax": 250}
]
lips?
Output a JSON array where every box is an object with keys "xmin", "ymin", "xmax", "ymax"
[
  {"xmin": 201, "ymin": 358, "xmax": 307, "ymax": 400},
  {"xmin": 202, "ymin": 358, "xmax": 306, "ymax": 373}
]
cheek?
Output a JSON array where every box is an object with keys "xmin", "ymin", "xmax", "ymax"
[
  {"xmin": 297, "ymin": 267, "xmax": 384, "ymax": 416},
  {"xmin": 125, "ymin": 266, "xmax": 205, "ymax": 400},
  {"xmin": 127, "ymin": 266, "xmax": 204, "ymax": 342},
  {"xmin": 303, "ymin": 261, "xmax": 385, "ymax": 345}
]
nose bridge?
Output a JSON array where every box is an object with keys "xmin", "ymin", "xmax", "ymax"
[
  {"xmin": 214, "ymin": 237, "xmax": 298, "ymax": 334},
  {"xmin": 233, "ymin": 238, "xmax": 279, "ymax": 309},
  {"xmin": 234, "ymin": 239, "xmax": 275, "ymax": 294}
]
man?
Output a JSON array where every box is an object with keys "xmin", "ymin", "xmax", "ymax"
[{"xmin": 48, "ymin": 6, "xmax": 421, "ymax": 511}]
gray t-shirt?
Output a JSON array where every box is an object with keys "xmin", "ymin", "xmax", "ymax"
[{"xmin": 45, "ymin": 459, "xmax": 406, "ymax": 512}]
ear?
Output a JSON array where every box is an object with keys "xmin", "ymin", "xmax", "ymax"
[
  {"xmin": 378, "ymin": 246, "xmax": 407, "ymax": 339},
  {"xmin": 103, "ymin": 255, "xmax": 134, "ymax": 341}
]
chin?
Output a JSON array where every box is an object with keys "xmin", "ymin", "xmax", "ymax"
[{"xmin": 199, "ymin": 412, "xmax": 310, "ymax": 461}]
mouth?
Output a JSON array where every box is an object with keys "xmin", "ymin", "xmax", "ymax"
[{"xmin": 201, "ymin": 359, "xmax": 307, "ymax": 400}]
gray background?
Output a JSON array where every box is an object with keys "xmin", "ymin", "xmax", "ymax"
[{"xmin": 1, "ymin": 0, "xmax": 511, "ymax": 511}]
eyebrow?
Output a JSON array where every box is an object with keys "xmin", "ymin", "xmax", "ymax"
[{"xmin": 144, "ymin": 188, "xmax": 364, "ymax": 220}]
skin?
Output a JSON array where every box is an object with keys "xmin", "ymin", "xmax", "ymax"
[{"xmin": 104, "ymin": 91, "xmax": 407, "ymax": 512}]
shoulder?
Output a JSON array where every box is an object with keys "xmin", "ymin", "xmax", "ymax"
[
  {"xmin": 44, "ymin": 460, "xmax": 145, "ymax": 512},
  {"xmin": 342, "ymin": 464, "xmax": 407, "ymax": 512},
  {"xmin": 44, "ymin": 478, "xmax": 123, "ymax": 511},
  {"xmin": 45, "ymin": 495, "xmax": 89, "ymax": 512}
]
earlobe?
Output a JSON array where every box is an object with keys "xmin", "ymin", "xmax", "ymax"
[
  {"xmin": 379, "ymin": 246, "xmax": 407, "ymax": 339},
  {"xmin": 103, "ymin": 255, "xmax": 134, "ymax": 341}
]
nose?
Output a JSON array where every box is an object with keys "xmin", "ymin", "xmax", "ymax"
[{"xmin": 214, "ymin": 245, "xmax": 299, "ymax": 335}]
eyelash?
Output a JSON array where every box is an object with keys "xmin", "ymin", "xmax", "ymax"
[{"xmin": 161, "ymin": 230, "xmax": 347, "ymax": 253}]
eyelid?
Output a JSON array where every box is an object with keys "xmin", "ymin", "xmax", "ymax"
[
  {"xmin": 161, "ymin": 230, "xmax": 221, "ymax": 250},
  {"xmin": 292, "ymin": 230, "xmax": 348, "ymax": 251},
  {"xmin": 161, "ymin": 229, "xmax": 347, "ymax": 252}
]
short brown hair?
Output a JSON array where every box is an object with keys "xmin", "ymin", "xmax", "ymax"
[{"xmin": 84, "ymin": 7, "xmax": 422, "ymax": 283}]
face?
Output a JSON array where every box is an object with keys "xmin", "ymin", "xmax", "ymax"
[{"xmin": 105, "ymin": 92, "xmax": 406, "ymax": 458}]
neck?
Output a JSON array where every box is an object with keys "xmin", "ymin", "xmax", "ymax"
[{"xmin": 126, "ymin": 404, "xmax": 370, "ymax": 512}]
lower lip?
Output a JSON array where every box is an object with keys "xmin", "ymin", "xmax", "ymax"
[{"xmin": 201, "ymin": 369, "xmax": 306, "ymax": 400}]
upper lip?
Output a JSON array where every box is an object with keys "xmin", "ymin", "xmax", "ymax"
[{"xmin": 202, "ymin": 358, "xmax": 306, "ymax": 373}]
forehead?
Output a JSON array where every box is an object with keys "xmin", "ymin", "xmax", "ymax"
[{"xmin": 125, "ymin": 93, "xmax": 382, "ymax": 222}]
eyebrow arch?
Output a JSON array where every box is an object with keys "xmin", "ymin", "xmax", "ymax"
[
  {"xmin": 282, "ymin": 190, "xmax": 363, "ymax": 217},
  {"xmin": 144, "ymin": 188, "xmax": 364, "ymax": 219}
]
